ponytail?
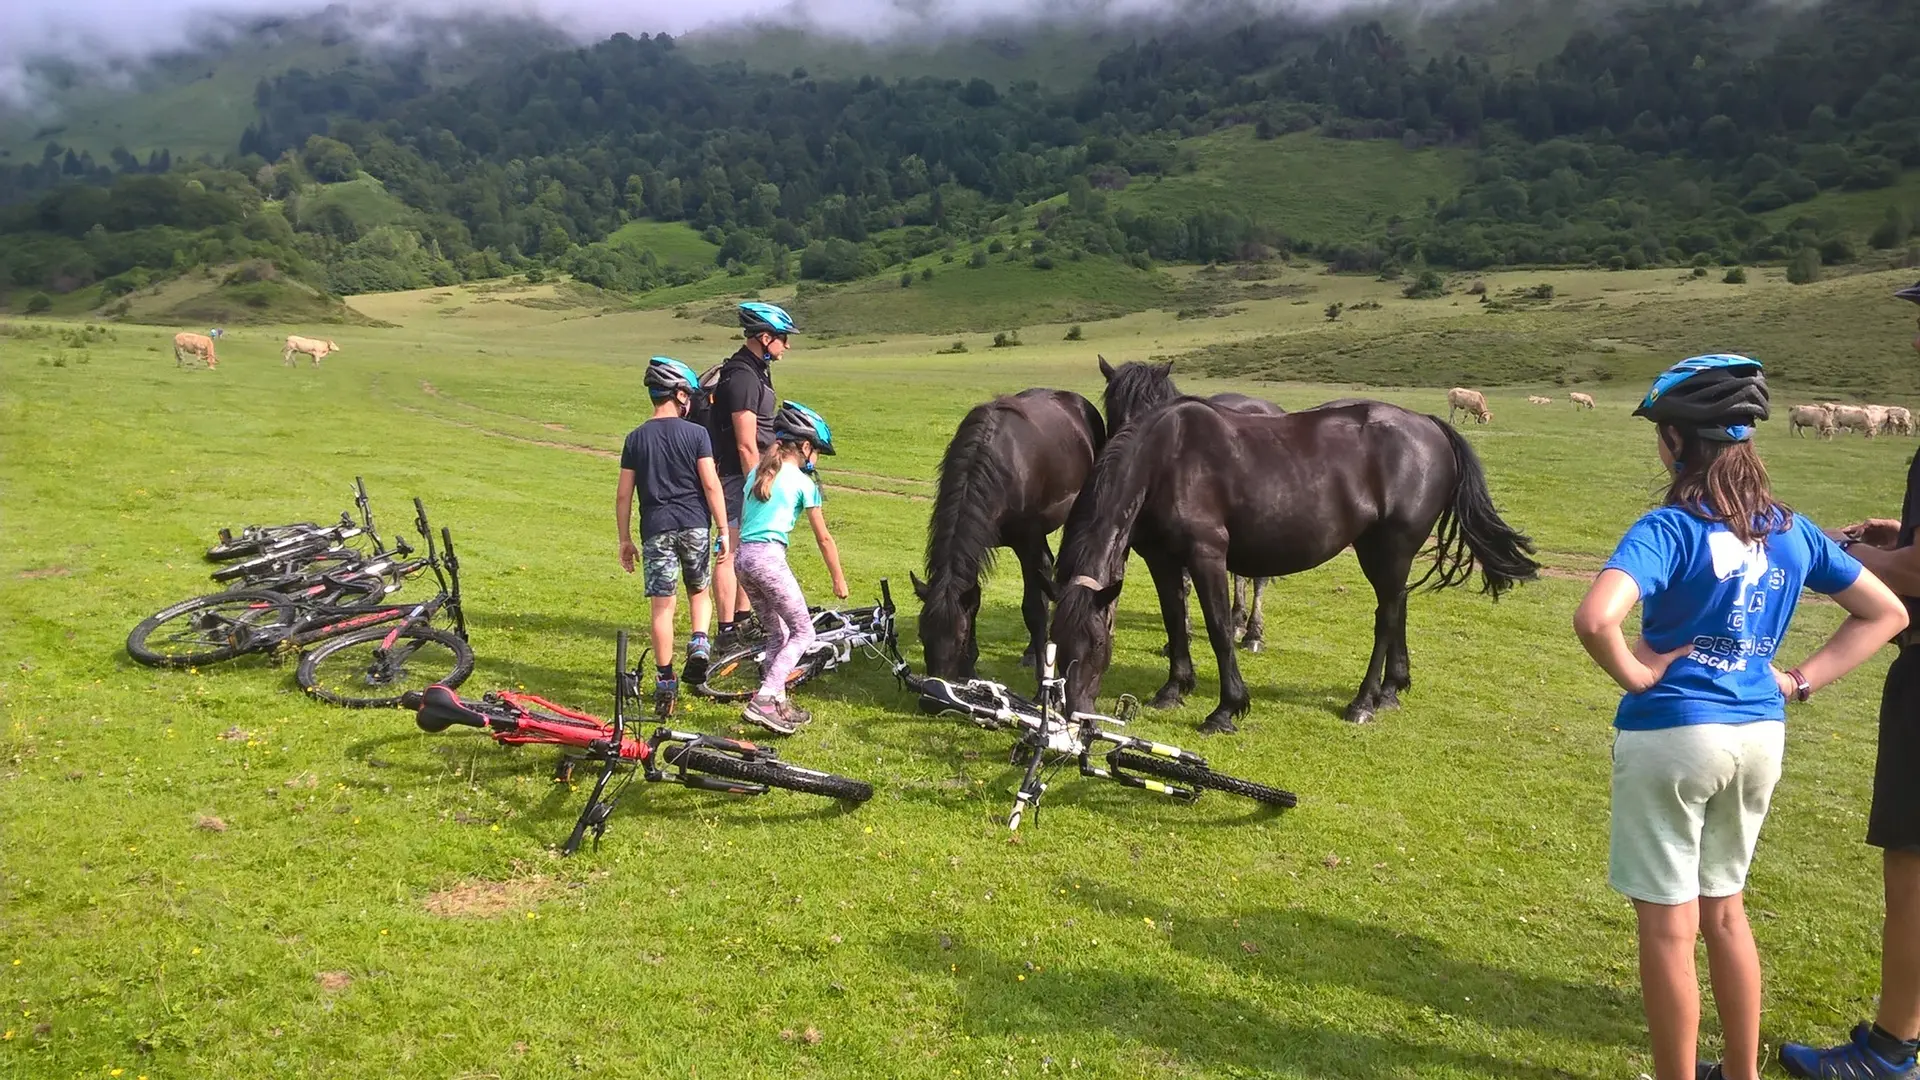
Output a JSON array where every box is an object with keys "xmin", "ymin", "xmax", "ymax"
[
  {"xmin": 750, "ymin": 441, "xmax": 807, "ymax": 503},
  {"xmin": 1660, "ymin": 426, "xmax": 1791, "ymax": 545}
]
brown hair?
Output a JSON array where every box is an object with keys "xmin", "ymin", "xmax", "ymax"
[
  {"xmin": 1660, "ymin": 425, "xmax": 1791, "ymax": 545},
  {"xmin": 750, "ymin": 441, "xmax": 808, "ymax": 502}
]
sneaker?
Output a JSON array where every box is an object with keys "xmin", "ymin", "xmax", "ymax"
[
  {"xmin": 779, "ymin": 699, "xmax": 812, "ymax": 726},
  {"xmin": 683, "ymin": 636, "xmax": 711, "ymax": 687},
  {"xmin": 743, "ymin": 695, "xmax": 797, "ymax": 735},
  {"xmin": 653, "ymin": 676, "xmax": 679, "ymax": 718},
  {"xmin": 1782, "ymin": 1024, "xmax": 1920, "ymax": 1080},
  {"xmin": 1697, "ymin": 1063, "xmax": 1723, "ymax": 1080}
]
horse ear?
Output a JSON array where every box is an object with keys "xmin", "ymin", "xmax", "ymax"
[
  {"xmin": 1094, "ymin": 581, "xmax": 1123, "ymax": 608},
  {"xmin": 1159, "ymin": 360, "xmax": 1175, "ymax": 375},
  {"xmin": 909, "ymin": 571, "xmax": 930, "ymax": 601},
  {"xmin": 1097, "ymin": 355, "xmax": 1114, "ymax": 380}
]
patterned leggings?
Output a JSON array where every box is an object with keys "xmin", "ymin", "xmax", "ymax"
[{"xmin": 734, "ymin": 540, "xmax": 815, "ymax": 701}]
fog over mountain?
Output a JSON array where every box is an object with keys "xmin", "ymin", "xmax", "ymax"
[{"xmin": 1, "ymin": 0, "xmax": 1465, "ymax": 109}]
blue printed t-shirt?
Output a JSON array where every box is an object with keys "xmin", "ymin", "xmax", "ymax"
[
  {"xmin": 1602, "ymin": 506, "xmax": 1862, "ymax": 730},
  {"xmin": 619, "ymin": 418, "xmax": 713, "ymax": 540},
  {"xmin": 739, "ymin": 461, "xmax": 821, "ymax": 546}
]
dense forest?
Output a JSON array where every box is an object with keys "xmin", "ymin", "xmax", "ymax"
[{"xmin": 6, "ymin": 0, "xmax": 1920, "ymax": 307}]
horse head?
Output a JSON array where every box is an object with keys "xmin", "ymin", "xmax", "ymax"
[
  {"xmin": 1098, "ymin": 357, "xmax": 1178, "ymax": 434},
  {"xmin": 1051, "ymin": 572, "xmax": 1122, "ymax": 716},
  {"xmin": 912, "ymin": 570, "xmax": 982, "ymax": 679}
]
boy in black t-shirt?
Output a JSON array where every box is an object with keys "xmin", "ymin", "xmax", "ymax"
[{"xmin": 617, "ymin": 358, "xmax": 730, "ymax": 709}]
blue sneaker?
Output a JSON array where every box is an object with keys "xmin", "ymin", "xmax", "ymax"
[
  {"xmin": 683, "ymin": 635, "xmax": 711, "ymax": 687},
  {"xmin": 1782, "ymin": 1024, "xmax": 1920, "ymax": 1080},
  {"xmin": 653, "ymin": 676, "xmax": 679, "ymax": 718}
]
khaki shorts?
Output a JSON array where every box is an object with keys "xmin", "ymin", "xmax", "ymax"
[{"xmin": 1609, "ymin": 720, "xmax": 1785, "ymax": 905}]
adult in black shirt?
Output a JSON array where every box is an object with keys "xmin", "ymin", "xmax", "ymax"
[
  {"xmin": 710, "ymin": 301, "xmax": 797, "ymax": 642},
  {"xmin": 1783, "ymin": 281, "xmax": 1920, "ymax": 1079}
]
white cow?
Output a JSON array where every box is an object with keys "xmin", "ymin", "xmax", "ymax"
[
  {"xmin": 1527, "ymin": 395, "xmax": 1553, "ymax": 405},
  {"xmin": 283, "ymin": 335, "xmax": 340, "ymax": 367},
  {"xmin": 1832, "ymin": 404, "xmax": 1878, "ymax": 438},
  {"xmin": 1568, "ymin": 392, "xmax": 1596, "ymax": 410},
  {"xmin": 1887, "ymin": 406, "xmax": 1914, "ymax": 436},
  {"xmin": 1788, "ymin": 404, "xmax": 1834, "ymax": 439},
  {"xmin": 1447, "ymin": 387, "xmax": 1492, "ymax": 425},
  {"xmin": 173, "ymin": 328, "xmax": 222, "ymax": 369}
]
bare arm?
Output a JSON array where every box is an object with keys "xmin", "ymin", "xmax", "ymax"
[
  {"xmin": 1573, "ymin": 568, "xmax": 1693, "ymax": 693},
  {"xmin": 615, "ymin": 468, "xmax": 639, "ymax": 573},
  {"xmin": 732, "ymin": 411, "xmax": 759, "ymax": 477},
  {"xmin": 805, "ymin": 506, "xmax": 847, "ymax": 599},
  {"xmin": 1841, "ymin": 542, "xmax": 1920, "ymax": 600},
  {"xmin": 1779, "ymin": 570, "xmax": 1908, "ymax": 694},
  {"xmin": 697, "ymin": 456, "xmax": 728, "ymax": 558}
]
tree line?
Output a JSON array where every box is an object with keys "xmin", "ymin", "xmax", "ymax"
[{"xmin": 6, "ymin": 0, "xmax": 1920, "ymax": 304}]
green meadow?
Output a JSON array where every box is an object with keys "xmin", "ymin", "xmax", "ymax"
[{"xmin": 3, "ymin": 266, "xmax": 1918, "ymax": 1078}]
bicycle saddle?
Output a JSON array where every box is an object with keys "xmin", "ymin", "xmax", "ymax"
[{"xmin": 414, "ymin": 683, "xmax": 492, "ymax": 732}]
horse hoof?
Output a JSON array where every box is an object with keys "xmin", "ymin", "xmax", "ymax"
[
  {"xmin": 1149, "ymin": 689, "xmax": 1185, "ymax": 710},
  {"xmin": 1019, "ymin": 653, "xmax": 1037, "ymax": 669},
  {"xmin": 1240, "ymin": 639, "xmax": 1264, "ymax": 653},
  {"xmin": 1198, "ymin": 715, "xmax": 1238, "ymax": 736},
  {"xmin": 1343, "ymin": 705, "xmax": 1375, "ymax": 724}
]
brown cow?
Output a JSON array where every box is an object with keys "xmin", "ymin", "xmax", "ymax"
[
  {"xmin": 173, "ymin": 328, "xmax": 222, "ymax": 369},
  {"xmin": 1447, "ymin": 387, "xmax": 1492, "ymax": 425}
]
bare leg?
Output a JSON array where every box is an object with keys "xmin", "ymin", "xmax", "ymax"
[
  {"xmin": 1636, "ymin": 898, "xmax": 1702, "ymax": 1080},
  {"xmin": 1880, "ymin": 849, "xmax": 1920, "ymax": 1039},
  {"xmin": 688, "ymin": 586, "xmax": 712, "ymax": 638},
  {"xmin": 1701, "ymin": 892, "xmax": 1762, "ymax": 1080},
  {"xmin": 649, "ymin": 596, "xmax": 677, "ymax": 670}
]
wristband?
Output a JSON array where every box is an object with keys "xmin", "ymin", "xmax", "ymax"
[{"xmin": 1787, "ymin": 667, "xmax": 1812, "ymax": 703}]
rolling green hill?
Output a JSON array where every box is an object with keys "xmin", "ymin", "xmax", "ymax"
[
  {"xmin": 605, "ymin": 220, "xmax": 724, "ymax": 270},
  {"xmin": 1110, "ymin": 128, "xmax": 1470, "ymax": 249}
]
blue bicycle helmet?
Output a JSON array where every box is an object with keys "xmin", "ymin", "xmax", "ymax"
[
  {"xmin": 644, "ymin": 356, "xmax": 700, "ymax": 401},
  {"xmin": 773, "ymin": 400, "xmax": 835, "ymax": 455},
  {"xmin": 1634, "ymin": 353, "xmax": 1770, "ymax": 443},
  {"xmin": 739, "ymin": 301, "xmax": 798, "ymax": 337}
]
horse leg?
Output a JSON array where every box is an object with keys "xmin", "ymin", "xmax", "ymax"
[
  {"xmin": 1189, "ymin": 556, "xmax": 1250, "ymax": 735},
  {"xmin": 1241, "ymin": 576, "xmax": 1267, "ymax": 653},
  {"xmin": 1160, "ymin": 571, "xmax": 1193, "ymax": 659},
  {"xmin": 1013, "ymin": 535, "xmax": 1053, "ymax": 669},
  {"xmin": 1144, "ymin": 554, "xmax": 1197, "ymax": 710},
  {"xmin": 1230, "ymin": 576, "xmax": 1247, "ymax": 639},
  {"xmin": 1345, "ymin": 533, "xmax": 1419, "ymax": 724}
]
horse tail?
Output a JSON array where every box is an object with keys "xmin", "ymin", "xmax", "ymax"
[{"xmin": 1413, "ymin": 417, "xmax": 1540, "ymax": 598}]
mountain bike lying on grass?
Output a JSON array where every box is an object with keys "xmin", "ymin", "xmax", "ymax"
[
  {"xmin": 127, "ymin": 498, "xmax": 472, "ymax": 708},
  {"xmin": 405, "ymin": 630, "xmax": 873, "ymax": 855},
  {"xmin": 884, "ymin": 610, "xmax": 1295, "ymax": 830},
  {"xmin": 205, "ymin": 476, "xmax": 383, "ymax": 579},
  {"xmin": 691, "ymin": 581, "xmax": 899, "ymax": 702}
]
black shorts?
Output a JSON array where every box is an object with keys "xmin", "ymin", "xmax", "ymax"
[
  {"xmin": 1869, "ymin": 646, "xmax": 1920, "ymax": 849},
  {"xmin": 720, "ymin": 473, "xmax": 745, "ymax": 530}
]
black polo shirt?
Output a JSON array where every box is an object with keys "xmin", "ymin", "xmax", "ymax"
[{"xmin": 710, "ymin": 346, "xmax": 777, "ymax": 478}]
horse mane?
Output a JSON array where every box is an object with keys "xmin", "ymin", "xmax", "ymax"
[
  {"xmin": 924, "ymin": 399, "xmax": 1015, "ymax": 594},
  {"xmin": 1101, "ymin": 361, "xmax": 1179, "ymax": 432},
  {"xmin": 1053, "ymin": 407, "xmax": 1173, "ymax": 646}
]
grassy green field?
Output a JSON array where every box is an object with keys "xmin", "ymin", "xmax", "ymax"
[
  {"xmin": 4, "ymin": 268, "xmax": 1919, "ymax": 1078},
  {"xmin": 606, "ymin": 219, "xmax": 726, "ymax": 271},
  {"xmin": 1110, "ymin": 129, "xmax": 1471, "ymax": 248}
]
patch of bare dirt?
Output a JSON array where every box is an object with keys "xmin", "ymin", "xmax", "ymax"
[
  {"xmin": 542, "ymin": 423, "xmax": 569, "ymax": 432},
  {"xmin": 17, "ymin": 566, "xmax": 71, "ymax": 579},
  {"xmin": 316, "ymin": 971, "xmax": 352, "ymax": 992},
  {"xmin": 423, "ymin": 874, "xmax": 558, "ymax": 919},
  {"xmin": 194, "ymin": 814, "xmax": 228, "ymax": 832}
]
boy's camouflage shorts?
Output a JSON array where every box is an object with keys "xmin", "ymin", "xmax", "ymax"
[{"xmin": 642, "ymin": 528, "xmax": 712, "ymax": 598}]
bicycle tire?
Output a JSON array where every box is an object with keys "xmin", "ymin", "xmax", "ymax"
[
  {"xmin": 127, "ymin": 590, "xmax": 298, "ymax": 667},
  {"xmin": 664, "ymin": 746, "xmax": 872, "ymax": 802},
  {"xmin": 296, "ymin": 625, "xmax": 475, "ymax": 708},
  {"xmin": 1110, "ymin": 751, "xmax": 1297, "ymax": 808},
  {"xmin": 205, "ymin": 524, "xmax": 324, "ymax": 562},
  {"xmin": 698, "ymin": 645, "xmax": 830, "ymax": 702}
]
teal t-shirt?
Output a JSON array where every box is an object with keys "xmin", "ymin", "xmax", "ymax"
[{"xmin": 740, "ymin": 462, "xmax": 821, "ymax": 545}]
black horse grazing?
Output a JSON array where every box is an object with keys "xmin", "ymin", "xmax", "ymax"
[
  {"xmin": 912, "ymin": 388, "xmax": 1105, "ymax": 678},
  {"xmin": 1097, "ymin": 356, "xmax": 1280, "ymax": 651},
  {"xmin": 1051, "ymin": 397, "xmax": 1539, "ymax": 734}
]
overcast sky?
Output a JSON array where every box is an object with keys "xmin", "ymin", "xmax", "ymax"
[{"xmin": 0, "ymin": 0, "xmax": 1427, "ymax": 107}]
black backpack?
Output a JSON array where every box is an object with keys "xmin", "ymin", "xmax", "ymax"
[{"xmin": 685, "ymin": 361, "xmax": 730, "ymax": 433}]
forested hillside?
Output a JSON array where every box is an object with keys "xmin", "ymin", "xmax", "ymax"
[{"xmin": 6, "ymin": 0, "xmax": 1920, "ymax": 317}]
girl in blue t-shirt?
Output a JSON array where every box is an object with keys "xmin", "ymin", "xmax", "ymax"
[
  {"xmin": 734, "ymin": 401, "xmax": 848, "ymax": 735},
  {"xmin": 1574, "ymin": 355, "xmax": 1907, "ymax": 1080}
]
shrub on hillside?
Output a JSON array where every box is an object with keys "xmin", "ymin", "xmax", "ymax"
[
  {"xmin": 1724, "ymin": 267, "xmax": 1748, "ymax": 284},
  {"xmin": 1402, "ymin": 270, "xmax": 1446, "ymax": 299},
  {"xmin": 1065, "ymin": 325, "xmax": 1083, "ymax": 341},
  {"xmin": 1787, "ymin": 250, "xmax": 1822, "ymax": 284},
  {"xmin": 25, "ymin": 292, "xmax": 52, "ymax": 313}
]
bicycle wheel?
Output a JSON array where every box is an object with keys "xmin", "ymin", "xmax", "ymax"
[
  {"xmin": 665, "ymin": 746, "xmax": 872, "ymax": 802},
  {"xmin": 297, "ymin": 625, "xmax": 475, "ymax": 708},
  {"xmin": 206, "ymin": 524, "xmax": 322, "ymax": 562},
  {"xmin": 1110, "ymin": 751, "xmax": 1297, "ymax": 807},
  {"xmin": 127, "ymin": 590, "xmax": 297, "ymax": 667},
  {"xmin": 698, "ymin": 644, "xmax": 832, "ymax": 702},
  {"xmin": 210, "ymin": 540, "xmax": 344, "ymax": 584}
]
